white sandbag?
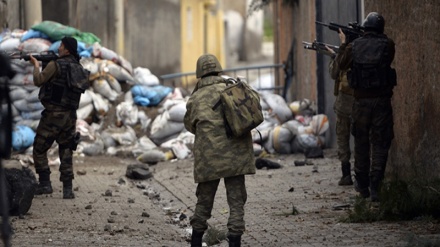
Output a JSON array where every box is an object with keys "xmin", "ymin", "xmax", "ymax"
[
  {"xmin": 80, "ymin": 57, "xmax": 99, "ymax": 75},
  {"xmin": 260, "ymin": 92, "xmax": 293, "ymax": 124},
  {"xmin": 251, "ymin": 128, "xmax": 270, "ymax": 143},
  {"xmin": 9, "ymin": 73, "xmax": 34, "ymax": 87},
  {"xmin": 137, "ymin": 136, "xmax": 158, "ymax": 151},
  {"xmin": 89, "ymin": 89, "xmax": 109, "ymax": 116},
  {"xmin": 137, "ymin": 149, "xmax": 166, "ymax": 164},
  {"xmin": 133, "ymin": 67, "xmax": 159, "ymax": 86},
  {"xmin": 78, "ymin": 90, "xmax": 93, "ymax": 108},
  {"xmin": 18, "ymin": 38, "xmax": 51, "ymax": 53},
  {"xmin": 100, "ymin": 132, "xmax": 117, "ymax": 148},
  {"xmin": 92, "ymin": 42, "xmax": 118, "ymax": 61},
  {"xmin": 150, "ymin": 111, "xmax": 170, "ymax": 136},
  {"xmin": 92, "ymin": 78, "xmax": 118, "ymax": 102},
  {"xmin": 271, "ymin": 125, "xmax": 295, "ymax": 154},
  {"xmin": 150, "ymin": 120, "xmax": 185, "ymax": 140},
  {"xmin": 20, "ymin": 110, "xmax": 42, "ymax": 120},
  {"xmin": 0, "ymin": 37, "xmax": 21, "ymax": 51},
  {"xmin": 27, "ymin": 88, "xmax": 40, "ymax": 103},
  {"xmin": 289, "ymin": 99, "xmax": 312, "ymax": 116},
  {"xmin": 124, "ymin": 90, "xmax": 134, "ymax": 103},
  {"xmin": 78, "ymin": 136, "xmax": 105, "ymax": 156},
  {"xmin": 104, "ymin": 74, "xmax": 122, "ymax": 93},
  {"xmin": 76, "ymin": 119, "xmax": 96, "ymax": 142},
  {"xmin": 262, "ymin": 129, "xmax": 275, "ymax": 154},
  {"xmin": 15, "ymin": 119, "xmax": 39, "ymax": 131},
  {"xmin": 102, "ymin": 125, "xmax": 137, "ymax": 146},
  {"xmin": 116, "ymin": 102, "xmax": 139, "ymax": 126},
  {"xmin": 9, "ymin": 87, "xmax": 28, "ymax": 101},
  {"xmin": 283, "ymin": 120, "xmax": 304, "ymax": 136},
  {"xmin": 310, "ymin": 114, "xmax": 329, "ymax": 135},
  {"xmin": 253, "ymin": 143, "xmax": 264, "ymax": 156},
  {"xmin": 167, "ymin": 102, "xmax": 186, "ymax": 122},
  {"xmin": 291, "ymin": 134, "xmax": 325, "ymax": 153},
  {"xmin": 105, "ymin": 62, "xmax": 135, "ymax": 83},
  {"xmin": 13, "ymin": 99, "xmax": 43, "ymax": 112},
  {"xmin": 162, "ymin": 140, "xmax": 191, "ymax": 160},
  {"xmin": 137, "ymin": 111, "xmax": 151, "ymax": 131},
  {"xmin": 76, "ymin": 103, "xmax": 94, "ymax": 120}
]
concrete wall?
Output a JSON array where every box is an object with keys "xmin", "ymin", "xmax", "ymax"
[{"xmin": 364, "ymin": 1, "xmax": 440, "ymax": 180}]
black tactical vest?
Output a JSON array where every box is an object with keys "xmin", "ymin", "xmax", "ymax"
[
  {"xmin": 39, "ymin": 56, "xmax": 89, "ymax": 110},
  {"xmin": 349, "ymin": 34, "xmax": 396, "ymax": 89}
]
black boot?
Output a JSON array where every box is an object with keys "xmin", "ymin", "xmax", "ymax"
[
  {"xmin": 190, "ymin": 230, "xmax": 204, "ymax": 247},
  {"xmin": 370, "ymin": 178, "xmax": 381, "ymax": 202},
  {"xmin": 35, "ymin": 170, "xmax": 53, "ymax": 195},
  {"xmin": 354, "ymin": 173, "xmax": 370, "ymax": 198},
  {"xmin": 63, "ymin": 180, "xmax": 75, "ymax": 199},
  {"xmin": 228, "ymin": 234, "xmax": 241, "ymax": 247},
  {"xmin": 338, "ymin": 162, "xmax": 353, "ymax": 186}
]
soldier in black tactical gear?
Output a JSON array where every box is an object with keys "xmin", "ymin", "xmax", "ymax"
[
  {"xmin": 30, "ymin": 37, "xmax": 89, "ymax": 199},
  {"xmin": 336, "ymin": 12, "xmax": 396, "ymax": 202}
]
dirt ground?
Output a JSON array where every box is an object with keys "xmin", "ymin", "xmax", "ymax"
[{"xmin": 3, "ymin": 149, "xmax": 440, "ymax": 247}]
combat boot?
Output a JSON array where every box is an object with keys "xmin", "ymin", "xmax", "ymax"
[
  {"xmin": 338, "ymin": 162, "xmax": 353, "ymax": 186},
  {"xmin": 228, "ymin": 234, "xmax": 241, "ymax": 247},
  {"xmin": 354, "ymin": 173, "xmax": 370, "ymax": 198},
  {"xmin": 190, "ymin": 230, "xmax": 204, "ymax": 247},
  {"xmin": 63, "ymin": 180, "xmax": 75, "ymax": 199},
  {"xmin": 370, "ymin": 178, "xmax": 381, "ymax": 202},
  {"xmin": 35, "ymin": 181, "xmax": 53, "ymax": 195},
  {"xmin": 35, "ymin": 170, "xmax": 53, "ymax": 195}
]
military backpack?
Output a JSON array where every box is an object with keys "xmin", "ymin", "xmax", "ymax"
[{"xmin": 213, "ymin": 77, "xmax": 264, "ymax": 138}]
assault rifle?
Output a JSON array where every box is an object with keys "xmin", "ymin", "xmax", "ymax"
[
  {"xmin": 315, "ymin": 21, "xmax": 363, "ymax": 43},
  {"xmin": 9, "ymin": 50, "xmax": 58, "ymax": 69},
  {"xmin": 302, "ymin": 40, "xmax": 339, "ymax": 57}
]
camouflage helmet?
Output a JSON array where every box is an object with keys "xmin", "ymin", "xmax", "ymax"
[
  {"xmin": 362, "ymin": 12, "xmax": 385, "ymax": 33},
  {"xmin": 196, "ymin": 54, "xmax": 222, "ymax": 78}
]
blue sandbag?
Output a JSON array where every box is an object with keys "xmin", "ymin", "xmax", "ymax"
[
  {"xmin": 21, "ymin": 29, "xmax": 50, "ymax": 42},
  {"xmin": 131, "ymin": 85, "xmax": 173, "ymax": 106},
  {"xmin": 12, "ymin": 125, "xmax": 36, "ymax": 151},
  {"xmin": 133, "ymin": 95, "xmax": 151, "ymax": 106}
]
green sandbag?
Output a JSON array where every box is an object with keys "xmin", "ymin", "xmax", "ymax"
[
  {"xmin": 73, "ymin": 32, "xmax": 101, "ymax": 45},
  {"xmin": 31, "ymin": 21, "xmax": 80, "ymax": 41}
]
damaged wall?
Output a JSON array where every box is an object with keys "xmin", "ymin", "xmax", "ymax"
[{"xmin": 364, "ymin": 1, "xmax": 440, "ymax": 180}]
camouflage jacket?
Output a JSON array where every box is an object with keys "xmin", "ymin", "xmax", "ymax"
[{"xmin": 184, "ymin": 75, "xmax": 256, "ymax": 183}]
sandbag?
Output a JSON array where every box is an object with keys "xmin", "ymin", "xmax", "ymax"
[
  {"xmin": 18, "ymin": 38, "xmax": 51, "ymax": 53},
  {"xmin": 260, "ymin": 92, "xmax": 293, "ymax": 124},
  {"xmin": 11, "ymin": 125, "xmax": 36, "ymax": 151},
  {"xmin": 92, "ymin": 78, "xmax": 118, "ymax": 102},
  {"xmin": 133, "ymin": 67, "xmax": 159, "ymax": 86},
  {"xmin": 31, "ymin": 21, "xmax": 80, "ymax": 41}
]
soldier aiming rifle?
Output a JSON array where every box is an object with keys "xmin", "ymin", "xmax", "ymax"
[
  {"xmin": 8, "ymin": 50, "xmax": 58, "ymax": 69},
  {"xmin": 315, "ymin": 21, "xmax": 364, "ymax": 43}
]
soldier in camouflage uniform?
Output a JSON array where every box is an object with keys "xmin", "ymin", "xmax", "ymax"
[
  {"xmin": 30, "ymin": 37, "xmax": 88, "ymax": 199},
  {"xmin": 328, "ymin": 46, "xmax": 354, "ymax": 186},
  {"xmin": 337, "ymin": 12, "xmax": 396, "ymax": 202},
  {"xmin": 184, "ymin": 54, "xmax": 255, "ymax": 247}
]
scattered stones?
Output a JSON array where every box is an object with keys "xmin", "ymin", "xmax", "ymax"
[
  {"xmin": 141, "ymin": 212, "xmax": 150, "ymax": 218},
  {"xmin": 77, "ymin": 169, "xmax": 87, "ymax": 175},
  {"xmin": 126, "ymin": 163, "xmax": 153, "ymax": 180},
  {"xmin": 103, "ymin": 189, "xmax": 113, "ymax": 197},
  {"xmin": 85, "ymin": 205, "xmax": 92, "ymax": 210}
]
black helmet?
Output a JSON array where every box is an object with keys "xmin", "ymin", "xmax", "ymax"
[
  {"xmin": 362, "ymin": 12, "xmax": 385, "ymax": 33},
  {"xmin": 196, "ymin": 54, "xmax": 222, "ymax": 78}
]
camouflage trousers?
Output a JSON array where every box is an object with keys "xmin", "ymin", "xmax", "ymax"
[
  {"xmin": 33, "ymin": 109, "xmax": 76, "ymax": 182},
  {"xmin": 333, "ymin": 92, "xmax": 355, "ymax": 163},
  {"xmin": 351, "ymin": 97, "xmax": 394, "ymax": 189},
  {"xmin": 191, "ymin": 175, "xmax": 247, "ymax": 236}
]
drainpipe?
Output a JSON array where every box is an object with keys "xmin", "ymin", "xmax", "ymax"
[
  {"xmin": 23, "ymin": 0, "xmax": 42, "ymax": 29},
  {"xmin": 114, "ymin": 0, "xmax": 124, "ymax": 56}
]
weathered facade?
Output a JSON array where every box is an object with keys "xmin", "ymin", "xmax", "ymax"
[{"xmin": 273, "ymin": 0, "xmax": 440, "ymax": 180}]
